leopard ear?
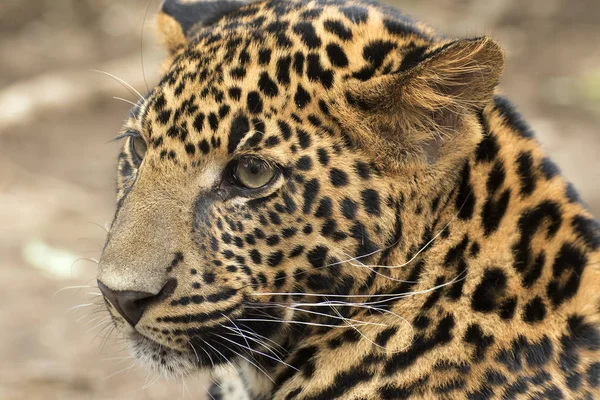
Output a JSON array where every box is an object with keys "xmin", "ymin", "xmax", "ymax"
[
  {"xmin": 156, "ymin": 0, "xmax": 248, "ymax": 55},
  {"xmin": 335, "ymin": 37, "xmax": 504, "ymax": 172}
]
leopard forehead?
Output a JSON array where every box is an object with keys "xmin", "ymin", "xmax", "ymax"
[{"xmin": 124, "ymin": 0, "xmax": 436, "ymax": 168}]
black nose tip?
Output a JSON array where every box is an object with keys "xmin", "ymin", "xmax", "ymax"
[{"xmin": 97, "ymin": 280, "xmax": 157, "ymax": 327}]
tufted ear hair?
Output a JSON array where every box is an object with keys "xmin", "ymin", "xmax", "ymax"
[
  {"xmin": 156, "ymin": 0, "xmax": 248, "ymax": 55},
  {"xmin": 335, "ymin": 37, "xmax": 504, "ymax": 173}
]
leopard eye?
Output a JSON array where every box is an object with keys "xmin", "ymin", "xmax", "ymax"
[
  {"xmin": 131, "ymin": 136, "xmax": 147, "ymax": 161},
  {"xmin": 233, "ymin": 157, "xmax": 277, "ymax": 189}
]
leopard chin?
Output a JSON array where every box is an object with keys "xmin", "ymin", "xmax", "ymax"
[{"xmin": 128, "ymin": 331, "xmax": 200, "ymax": 377}]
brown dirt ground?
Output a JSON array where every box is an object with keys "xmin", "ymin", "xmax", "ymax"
[{"xmin": 0, "ymin": 0, "xmax": 598, "ymax": 399}]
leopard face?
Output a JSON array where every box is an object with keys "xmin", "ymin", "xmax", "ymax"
[{"xmin": 101, "ymin": 73, "xmax": 402, "ymax": 375}]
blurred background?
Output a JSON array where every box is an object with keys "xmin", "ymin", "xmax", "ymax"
[{"xmin": 0, "ymin": 0, "xmax": 599, "ymax": 399}]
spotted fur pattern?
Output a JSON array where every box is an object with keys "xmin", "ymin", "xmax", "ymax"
[{"xmin": 97, "ymin": 0, "xmax": 600, "ymax": 398}]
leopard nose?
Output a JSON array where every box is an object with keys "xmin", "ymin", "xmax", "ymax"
[{"xmin": 97, "ymin": 280, "xmax": 158, "ymax": 327}]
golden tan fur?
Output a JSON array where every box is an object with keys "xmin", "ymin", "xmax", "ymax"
[{"xmin": 96, "ymin": 1, "xmax": 600, "ymax": 398}]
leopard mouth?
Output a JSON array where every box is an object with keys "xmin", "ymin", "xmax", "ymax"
[
  {"xmin": 128, "ymin": 323, "xmax": 262, "ymax": 376},
  {"xmin": 126, "ymin": 308, "xmax": 289, "ymax": 378}
]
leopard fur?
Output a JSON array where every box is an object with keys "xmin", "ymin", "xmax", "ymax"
[{"xmin": 96, "ymin": 0, "xmax": 600, "ymax": 398}]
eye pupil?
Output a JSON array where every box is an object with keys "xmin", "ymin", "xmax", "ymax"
[
  {"xmin": 246, "ymin": 160, "xmax": 263, "ymax": 174},
  {"xmin": 234, "ymin": 157, "xmax": 276, "ymax": 189}
]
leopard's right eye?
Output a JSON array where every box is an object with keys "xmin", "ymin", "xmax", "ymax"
[
  {"xmin": 131, "ymin": 136, "xmax": 147, "ymax": 161},
  {"xmin": 231, "ymin": 157, "xmax": 278, "ymax": 190}
]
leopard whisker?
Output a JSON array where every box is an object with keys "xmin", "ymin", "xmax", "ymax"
[
  {"xmin": 139, "ymin": 370, "xmax": 161, "ymax": 390},
  {"xmin": 236, "ymin": 318, "xmax": 374, "ymax": 329},
  {"xmin": 215, "ymin": 340, "xmax": 275, "ymax": 383},
  {"xmin": 90, "ymin": 69, "xmax": 144, "ymax": 100},
  {"xmin": 81, "ymin": 315, "xmax": 108, "ymax": 327},
  {"xmin": 53, "ymin": 283, "xmax": 97, "ymax": 298},
  {"xmin": 65, "ymin": 302, "xmax": 94, "ymax": 314},
  {"xmin": 113, "ymin": 96, "xmax": 137, "ymax": 106},
  {"xmin": 201, "ymin": 338, "xmax": 239, "ymax": 375},
  {"xmin": 221, "ymin": 314, "xmax": 252, "ymax": 350},
  {"xmin": 246, "ymin": 269, "xmax": 465, "ymax": 301},
  {"xmin": 228, "ymin": 324, "xmax": 288, "ymax": 354},
  {"xmin": 88, "ymin": 221, "xmax": 109, "ymax": 234},
  {"xmin": 267, "ymin": 304, "xmax": 389, "ymax": 327},
  {"xmin": 104, "ymin": 360, "xmax": 137, "ymax": 381},
  {"xmin": 221, "ymin": 329, "xmax": 285, "ymax": 359},
  {"xmin": 195, "ymin": 340, "xmax": 216, "ymax": 368},
  {"xmin": 329, "ymin": 303, "xmax": 415, "ymax": 354},
  {"xmin": 219, "ymin": 324, "xmax": 283, "ymax": 355},
  {"xmin": 213, "ymin": 333, "xmax": 297, "ymax": 371}
]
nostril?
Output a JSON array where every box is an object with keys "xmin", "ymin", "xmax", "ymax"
[{"xmin": 97, "ymin": 280, "xmax": 160, "ymax": 327}]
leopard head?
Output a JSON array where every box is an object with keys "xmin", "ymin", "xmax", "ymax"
[{"xmin": 97, "ymin": 0, "xmax": 503, "ymax": 377}]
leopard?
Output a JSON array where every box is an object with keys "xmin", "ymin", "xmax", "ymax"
[{"xmin": 95, "ymin": 0, "xmax": 600, "ymax": 398}]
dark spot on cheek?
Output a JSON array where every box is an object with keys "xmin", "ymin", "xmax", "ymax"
[
  {"xmin": 295, "ymin": 156, "xmax": 313, "ymax": 171},
  {"xmin": 302, "ymin": 179, "xmax": 320, "ymax": 214},
  {"xmin": 314, "ymin": 197, "xmax": 333, "ymax": 218},
  {"xmin": 294, "ymin": 84, "xmax": 311, "ymax": 109},
  {"xmin": 341, "ymin": 198, "xmax": 357, "ymax": 219},
  {"xmin": 203, "ymin": 272, "xmax": 215, "ymax": 284},
  {"xmin": 540, "ymin": 157, "xmax": 560, "ymax": 180},
  {"xmin": 266, "ymin": 235, "xmax": 280, "ymax": 246},
  {"xmin": 228, "ymin": 87, "xmax": 242, "ymax": 101},
  {"xmin": 456, "ymin": 162, "xmax": 475, "ymax": 220},
  {"xmin": 516, "ymin": 151, "xmax": 537, "ymax": 196},
  {"xmin": 247, "ymin": 91, "xmax": 263, "ymax": 114},
  {"xmin": 290, "ymin": 245, "xmax": 304, "ymax": 257},
  {"xmin": 258, "ymin": 72, "xmax": 279, "ymax": 97},
  {"xmin": 398, "ymin": 45, "xmax": 428, "ymax": 73},
  {"xmin": 571, "ymin": 215, "xmax": 600, "ymax": 250},
  {"xmin": 361, "ymin": 189, "xmax": 381, "ymax": 216},
  {"xmin": 296, "ymin": 128, "xmax": 311, "ymax": 148},
  {"xmin": 166, "ymin": 252, "xmax": 184, "ymax": 272},
  {"xmin": 330, "ymin": 168, "xmax": 349, "ymax": 187},
  {"xmin": 274, "ymin": 271, "xmax": 287, "ymax": 288},
  {"xmin": 317, "ymin": 148, "xmax": 329, "ymax": 166},
  {"xmin": 267, "ymin": 250, "xmax": 284, "ymax": 267},
  {"xmin": 265, "ymin": 135, "xmax": 280, "ymax": 147},
  {"xmin": 208, "ymin": 113, "xmax": 219, "ymax": 131},
  {"xmin": 354, "ymin": 161, "xmax": 371, "ymax": 180},
  {"xmin": 307, "ymin": 245, "xmax": 328, "ymax": 268},
  {"xmin": 471, "ymin": 268, "xmax": 507, "ymax": 313},
  {"xmin": 250, "ymin": 249, "xmax": 262, "ymax": 264}
]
